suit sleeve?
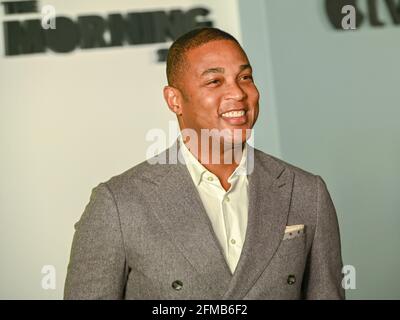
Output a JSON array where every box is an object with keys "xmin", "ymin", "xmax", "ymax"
[
  {"xmin": 64, "ymin": 183, "xmax": 128, "ymax": 299},
  {"xmin": 302, "ymin": 176, "xmax": 345, "ymax": 299}
]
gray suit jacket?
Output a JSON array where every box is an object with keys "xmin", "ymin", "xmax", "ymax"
[{"xmin": 64, "ymin": 143, "xmax": 345, "ymax": 299}]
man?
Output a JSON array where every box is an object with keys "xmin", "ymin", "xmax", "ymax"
[{"xmin": 64, "ymin": 28, "xmax": 345, "ymax": 299}]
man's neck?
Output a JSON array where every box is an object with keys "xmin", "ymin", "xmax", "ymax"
[{"xmin": 183, "ymin": 138, "xmax": 246, "ymax": 191}]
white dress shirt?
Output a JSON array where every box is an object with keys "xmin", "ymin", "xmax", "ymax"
[{"xmin": 179, "ymin": 136, "xmax": 249, "ymax": 274}]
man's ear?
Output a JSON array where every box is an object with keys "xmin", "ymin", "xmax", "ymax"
[{"xmin": 163, "ymin": 86, "xmax": 183, "ymax": 116}]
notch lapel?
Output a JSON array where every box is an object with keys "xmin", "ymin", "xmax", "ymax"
[{"xmin": 223, "ymin": 151, "xmax": 294, "ymax": 299}]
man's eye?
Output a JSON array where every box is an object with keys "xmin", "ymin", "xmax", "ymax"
[
  {"xmin": 241, "ymin": 75, "xmax": 253, "ymax": 81},
  {"xmin": 206, "ymin": 79, "xmax": 221, "ymax": 85}
]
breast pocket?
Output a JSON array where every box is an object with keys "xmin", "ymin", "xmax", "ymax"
[{"xmin": 276, "ymin": 232, "xmax": 306, "ymax": 257}]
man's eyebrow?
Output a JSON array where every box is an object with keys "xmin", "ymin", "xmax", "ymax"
[
  {"xmin": 201, "ymin": 67, "xmax": 225, "ymax": 76},
  {"xmin": 200, "ymin": 64, "xmax": 252, "ymax": 77},
  {"xmin": 239, "ymin": 64, "xmax": 252, "ymax": 72}
]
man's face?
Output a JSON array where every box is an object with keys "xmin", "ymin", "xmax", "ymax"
[{"xmin": 177, "ymin": 40, "xmax": 260, "ymax": 145}]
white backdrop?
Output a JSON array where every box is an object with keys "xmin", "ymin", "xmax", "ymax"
[{"xmin": 0, "ymin": 0, "xmax": 242, "ymax": 299}]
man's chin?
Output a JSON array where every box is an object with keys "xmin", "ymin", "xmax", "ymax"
[{"xmin": 220, "ymin": 127, "xmax": 253, "ymax": 146}]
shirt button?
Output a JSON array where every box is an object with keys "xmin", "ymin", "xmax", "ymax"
[
  {"xmin": 230, "ymin": 239, "xmax": 236, "ymax": 245},
  {"xmin": 207, "ymin": 176, "xmax": 214, "ymax": 181},
  {"xmin": 225, "ymin": 196, "xmax": 230, "ymax": 202}
]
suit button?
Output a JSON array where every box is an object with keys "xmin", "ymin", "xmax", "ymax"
[
  {"xmin": 287, "ymin": 275, "xmax": 296, "ymax": 285},
  {"xmin": 172, "ymin": 280, "xmax": 183, "ymax": 291}
]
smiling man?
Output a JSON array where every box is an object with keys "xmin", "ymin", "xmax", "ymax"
[
  {"xmin": 163, "ymin": 33, "xmax": 259, "ymax": 192},
  {"xmin": 64, "ymin": 28, "xmax": 345, "ymax": 300}
]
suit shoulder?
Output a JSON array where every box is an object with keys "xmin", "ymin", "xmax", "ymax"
[
  {"xmin": 101, "ymin": 155, "xmax": 168, "ymax": 195},
  {"xmin": 254, "ymin": 148, "xmax": 318, "ymax": 180}
]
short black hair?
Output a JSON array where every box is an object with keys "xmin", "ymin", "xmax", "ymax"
[{"xmin": 166, "ymin": 27, "xmax": 241, "ymax": 88}]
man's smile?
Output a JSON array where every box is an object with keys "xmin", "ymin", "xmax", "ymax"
[{"xmin": 220, "ymin": 109, "xmax": 248, "ymax": 125}]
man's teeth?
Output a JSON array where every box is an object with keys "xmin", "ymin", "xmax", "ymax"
[{"xmin": 221, "ymin": 110, "xmax": 246, "ymax": 118}]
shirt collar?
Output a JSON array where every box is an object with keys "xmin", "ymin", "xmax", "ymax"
[{"xmin": 178, "ymin": 134, "xmax": 248, "ymax": 186}]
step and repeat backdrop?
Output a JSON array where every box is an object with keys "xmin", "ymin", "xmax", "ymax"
[{"xmin": 0, "ymin": 0, "xmax": 242, "ymax": 299}]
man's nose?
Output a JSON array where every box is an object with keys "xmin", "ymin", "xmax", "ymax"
[{"xmin": 225, "ymin": 81, "xmax": 247, "ymax": 101}]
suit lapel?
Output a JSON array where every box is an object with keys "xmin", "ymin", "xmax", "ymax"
[
  {"xmin": 223, "ymin": 150, "xmax": 294, "ymax": 299},
  {"xmin": 150, "ymin": 143, "xmax": 232, "ymax": 294}
]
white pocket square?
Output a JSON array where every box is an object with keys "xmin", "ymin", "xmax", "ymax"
[
  {"xmin": 285, "ymin": 224, "xmax": 304, "ymax": 233},
  {"xmin": 283, "ymin": 224, "xmax": 304, "ymax": 240}
]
